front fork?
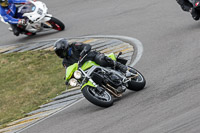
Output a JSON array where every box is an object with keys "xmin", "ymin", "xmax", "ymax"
[
  {"xmin": 40, "ymin": 14, "xmax": 53, "ymax": 29},
  {"xmin": 79, "ymin": 68, "xmax": 98, "ymax": 89}
]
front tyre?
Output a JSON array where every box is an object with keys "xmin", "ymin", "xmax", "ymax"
[
  {"xmin": 48, "ymin": 17, "xmax": 65, "ymax": 31},
  {"xmin": 82, "ymin": 86, "xmax": 113, "ymax": 107},
  {"xmin": 127, "ymin": 67, "xmax": 146, "ymax": 91}
]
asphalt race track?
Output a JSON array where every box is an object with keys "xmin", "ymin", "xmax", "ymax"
[{"xmin": 1, "ymin": 0, "xmax": 200, "ymax": 132}]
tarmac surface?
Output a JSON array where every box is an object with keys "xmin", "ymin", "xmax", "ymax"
[{"xmin": 1, "ymin": 0, "xmax": 200, "ymax": 133}]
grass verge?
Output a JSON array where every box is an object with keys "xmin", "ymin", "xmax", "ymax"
[{"xmin": 0, "ymin": 50, "xmax": 65, "ymax": 128}]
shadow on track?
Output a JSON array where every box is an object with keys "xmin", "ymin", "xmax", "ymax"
[{"xmin": 17, "ymin": 31, "xmax": 62, "ymax": 42}]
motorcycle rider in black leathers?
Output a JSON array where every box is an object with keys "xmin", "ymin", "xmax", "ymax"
[
  {"xmin": 176, "ymin": 0, "xmax": 200, "ymax": 20},
  {"xmin": 53, "ymin": 38, "xmax": 132, "ymax": 84}
]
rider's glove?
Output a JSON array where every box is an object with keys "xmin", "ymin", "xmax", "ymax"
[
  {"xmin": 17, "ymin": 19, "xmax": 27, "ymax": 26},
  {"xmin": 104, "ymin": 56, "xmax": 115, "ymax": 66}
]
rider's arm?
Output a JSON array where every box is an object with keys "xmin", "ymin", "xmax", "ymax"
[
  {"xmin": 13, "ymin": 0, "xmax": 29, "ymax": 4},
  {"xmin": 74, "ymin": 42, "xmax": 91, "ymax": 58},
  {"xmin": 62, "ymin": 58, "xmax": 71, "ymax": 68},
  {"xmin": 0, "ymin": 7, "xmax": 19, "ymax": 24}
]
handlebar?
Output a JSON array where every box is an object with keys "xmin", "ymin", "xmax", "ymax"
[{"xmin": 78, "ymin": 54, "xmax": 88, "ymax": 67}]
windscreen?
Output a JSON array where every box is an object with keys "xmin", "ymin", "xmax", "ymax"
[{"xmin": 18, "ymin": 3, "xmax": 36, "ymax": 14}]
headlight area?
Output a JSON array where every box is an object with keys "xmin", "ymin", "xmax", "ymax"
[
  {"xmin": 74, "ymin": 70, "xmax": 82, "ymax": 79},
  {"xmin": 69, "ymin": 78, "xmax": 78, "ymax": 87}
]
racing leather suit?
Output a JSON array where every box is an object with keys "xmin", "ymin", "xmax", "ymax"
[
  {"xmin": 0, "ymin": 0, "xmax": 28, "ymax": 24},
  {"xmin": 62, "ymin": 42, "xmax": 94, "ymax": 68},
  {"xmin": 62, "ymin": 42, "xmax": 128, "ymax": 73},
  {"xmin": 0, "ymin": 0, "xmax": 28, "ymax": 35}
]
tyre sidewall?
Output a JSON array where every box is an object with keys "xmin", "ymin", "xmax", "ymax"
[
  {"xmin": 127, "ymin": 67, "xmax": 146, "ymax": 91},
  {"xmin": 49, "ymin": 17, "xmax": 65, "ymax": 31},
  {"xmin": 82, "ymin": 86, "xmax": 113, "ymax": 107}
]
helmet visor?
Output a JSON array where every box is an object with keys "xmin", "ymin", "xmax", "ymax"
[
  {"xmin": 0, "ymin": 1, "xmax": 8, "ymax": 7},
  {"xmin": 55, "ymin": 49, "xmax": 68, "ymax": 58}
]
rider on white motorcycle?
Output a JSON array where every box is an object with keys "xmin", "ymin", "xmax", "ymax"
[{"xmin": 0, "ymin": 0, "xmax": 29, "ymax": 36}]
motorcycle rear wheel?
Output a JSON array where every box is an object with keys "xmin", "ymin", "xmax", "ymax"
[
  {"xmin": 82, "ymin": 86, "xmax": 113, "ymax": 107},
  {"xmin": 127, "ymin": 67, "xmax": 146, "ymax": 91},
  {"xmin": 48, "ymin": 17, "xmax": 65, "ymax": 31}
]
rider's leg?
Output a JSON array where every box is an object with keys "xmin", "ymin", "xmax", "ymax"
[
  {"xmin": 93, "ymin": 53, "xmax": 110, "ymax": 67},
  {"xmin": 94, "ymin": 53, "xmax": 128, "ymax": 73}
]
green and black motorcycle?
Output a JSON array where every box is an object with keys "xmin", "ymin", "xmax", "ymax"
[{"xmin": 65, "ymin": 52, "xmax": 146, "ymax": 107}]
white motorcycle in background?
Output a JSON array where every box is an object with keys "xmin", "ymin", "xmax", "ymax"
[{"xmin": 6, "ymin": 0, "xmax": 65, "ymax": 36}]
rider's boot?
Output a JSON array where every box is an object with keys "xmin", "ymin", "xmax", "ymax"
[
  {"xmin": 10, "ymin": 24, "xmax": 20, "ymax": 36},
  {"xmin": 106, "ymin": 57, "xmax": 134, "ymax": 76},
  {"xmin": 104, "ymin": 56, "xmax": 135, "ymax": 77},
  {"xmin": 115, "ymin": 62, "xmax": 127, "ymax": 73},
  {"xmin": 115, "ymin": 62, "xmax": 136, "ymax": 77},
  {"xmin": 13, "ymin": 29, "xmax": 20, "ymax": 36}
]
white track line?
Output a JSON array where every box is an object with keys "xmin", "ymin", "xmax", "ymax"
[
  {"xmin": 16, "ymin": 98, "xmax": 84, "ymax": 133},
  {"xmin": 82, "ymin": 35, "xmax": 144, "ymax": 67}
]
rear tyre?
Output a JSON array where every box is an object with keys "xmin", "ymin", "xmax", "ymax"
[
  {"xmin": 48, "ymin": 17, "xmax": 65, "ymax": 31},
  {"xmin": 82, "ymin": 86, "xmax": 113, "ymax": 107},
  {"xmin": 127, "ymin": 67, "xmax": 146, "ymax": 91}
]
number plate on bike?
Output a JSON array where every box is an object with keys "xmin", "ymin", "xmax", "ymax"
[{"xmin": 37, "ymin": 8, "xmax": 43, "ymax": 15}]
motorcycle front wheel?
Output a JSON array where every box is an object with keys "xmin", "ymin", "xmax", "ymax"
[
  {"xmin": 127, "ymin": 67, "xmax": 146, "ymax": 91},
  {"xmin": 48, "ymin": 17, "xmax": 65, "ymax": 31},
  {"xmin": 82, "ymin": 86, "xmax": 113, "ymax": 107}
]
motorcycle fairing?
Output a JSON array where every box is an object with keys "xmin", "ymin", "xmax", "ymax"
[
  {"xmin": 107, "ymin": 53, "xmax": 117, "ymax": 61},
  {"xmin": 65, "ymin": 53, "xmax": 117, "ymax": 89},
  {"xmin": 79, "ymin": 53, "xmax": 117, "ymax": 90},
  {"xmin": 81, "ymin": 61, "xmax": 99, "ymax": 71},
  {"xmin": 22, "ymin": 1, "xmax": 48, "ymax": 22},
  {"xmin": 65, "ymin": 63, "xmax": 78, "ymax": 81},
  {"xmin": 65, "ymin": 60, "xmax": 99, "ymax": 82},
  {"xmin": 81, "ymin": 81, "xmax": 95, "ymax": 89}
]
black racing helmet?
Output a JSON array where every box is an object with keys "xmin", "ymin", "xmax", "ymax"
[
  {"xmin": 0, "ymin": 0, "xmax": 9, "ymax": 7},
  {"xmin": 53, "ymin": 38, "xmax": 69, "ymax": 58}
]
